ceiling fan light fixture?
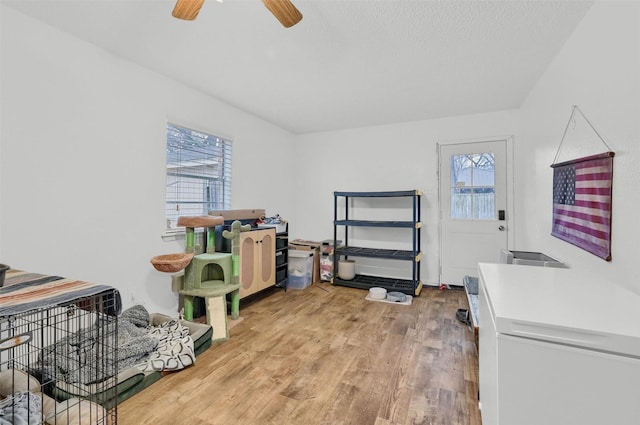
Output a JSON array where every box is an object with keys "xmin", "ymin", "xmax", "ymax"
[
  {"xmin": 262, "ymin": 0, "xmax": 303, "ymax": 28},
  {"xmin": 172, "ymin": 0, "xmax": 205, "ymax": 21}
]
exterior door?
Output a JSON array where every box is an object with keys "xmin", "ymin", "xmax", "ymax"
[{"xmin": 438, "ymin": 139, "xmax": 509, "ymax": 286}]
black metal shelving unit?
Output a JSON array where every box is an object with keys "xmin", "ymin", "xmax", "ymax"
[
  {"xmin": 275, "ymin": 224, "xmax": 289, "ymax": 290},
  {"xmin": 332, "ymin": 190, "xmax": 423, "ymax": 296}
]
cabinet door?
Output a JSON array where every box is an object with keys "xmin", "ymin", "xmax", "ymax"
[
  {"xmin": 239, "ymin": 232, "xmax": 258, "ymax": 298},
  {"xmin": 239, "ymin": 229, "xmax": 276, "ymax": 298},
  {"xmin": 478, "ymin": 278, "xmax": 498, "ymax": 425},
  {"xmin": 497, "ymin": 334, "xmax": 640, "ymax": 425},
  {"xmin": 257, "ymin": 229, "xmax": 276, "ymax": 290}
]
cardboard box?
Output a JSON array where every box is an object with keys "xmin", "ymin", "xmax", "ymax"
[
  {"xmin": 289, "ymin": 239, "xmax": 322, "ymax": 283},
  {"xmin": 208, "ymin": 209, "xmax": 265, "ymax": 221}
]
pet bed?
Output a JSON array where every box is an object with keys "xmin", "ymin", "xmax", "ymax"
[
  {"xmin": 49, "ymin": 312, "xmax": 212, "ymax": 409},
  {"xmin": 1, "ymin": 269, "xmax": 212, "ymax": 412},
  {"xmin": 0, "ymin": 368, "xmax": 108, "ymax": 425}
]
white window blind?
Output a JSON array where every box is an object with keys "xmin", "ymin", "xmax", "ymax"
[{"xmin": 166, "ymin": 123, "xmax": 232, "ymax": 231}]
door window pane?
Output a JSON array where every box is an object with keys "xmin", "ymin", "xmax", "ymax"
[{"xmin": 450, "ymin": 153, "xmax": 496, "ymax": 220}]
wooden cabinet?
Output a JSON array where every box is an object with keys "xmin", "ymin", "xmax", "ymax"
[{"xmin": 239, "ymin": 228, "xmax": 276, "ymax": 298}]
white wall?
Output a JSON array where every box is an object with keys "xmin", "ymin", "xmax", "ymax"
[
  {"xmin": 517, "ymin": 2, "xmax": 640, "ymax": 293},
  {"xmin": 293, "ymin": 111, "xmax": 519, "ymax": 286},
  {"xmin": 0, "ymin": 7, "xmax": 296, "ymax": 315}
]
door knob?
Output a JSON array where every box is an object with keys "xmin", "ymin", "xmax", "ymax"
[{"xmin": 498, "ymin": 225, "xmax": 505, "ymax": 231}]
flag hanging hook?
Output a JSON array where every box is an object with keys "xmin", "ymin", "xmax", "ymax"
[{"xmin": 552, "ymin": 105, "xmax": 613, "ymax": 166}]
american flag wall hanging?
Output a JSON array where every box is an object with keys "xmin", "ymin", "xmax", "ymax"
[{"xmin": 551, "ymin": 151, "xmax": 614, "ymax": 261}]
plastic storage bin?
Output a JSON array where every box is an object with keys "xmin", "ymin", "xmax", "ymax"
[{"xmin": 288, "ymin": 250, "xmax": 313, "ymax": 289}]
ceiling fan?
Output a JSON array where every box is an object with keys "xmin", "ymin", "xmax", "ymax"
[{"xmin": 172, "ymin": 0, "xmax": 303, "ymax": 28}]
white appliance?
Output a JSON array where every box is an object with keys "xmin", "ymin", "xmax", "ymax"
[
  {"xmin": 478, "ymin": 262, "xmax": 640, "ymax": 425},
  {"xmin": 499, "ymin": 249, "xmax": 566, "ymax": 267}
]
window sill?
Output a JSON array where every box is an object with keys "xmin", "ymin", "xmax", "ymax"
[
  {"xmin": 162, "ymin": 227, "xmax": 209, "ymax": 242},
  {"xmin": 161, "ymin": 229, "xmax": 184, "ymax": 242}
]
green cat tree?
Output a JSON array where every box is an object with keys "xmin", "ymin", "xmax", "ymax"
[{"xmin": 151, "ymin": 215, "xmax": 250, "ymax": 343}]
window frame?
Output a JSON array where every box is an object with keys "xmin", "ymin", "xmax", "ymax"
[
  {"xmin": 163, "ymin": 122, "xmax": 232, "ymax": 236},
  {"xmin": 449, "ymin": 152, "xmax": 496, "ymax": 220}
]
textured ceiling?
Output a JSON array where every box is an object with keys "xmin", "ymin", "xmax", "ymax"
[{"xmin": 4, "ymin": 0, "xmax": 593, "ymax": 134}]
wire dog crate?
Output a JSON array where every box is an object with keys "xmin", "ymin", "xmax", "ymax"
[{"xmin": 0, "ymin": 291, "xmax": 119, "ymax": 424}]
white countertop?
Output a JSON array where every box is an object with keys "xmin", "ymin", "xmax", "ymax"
[{"xmin": 478, "ymin": 263, "xmax": 640, "ymax": 357}]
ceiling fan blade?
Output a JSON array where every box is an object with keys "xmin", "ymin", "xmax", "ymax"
[
  {"xmin": 262, "ymin": 0, "xmax": 303, "ymax": 28},
  {"xmin": 172, "ymin": 0, "xmax": 205, "ymax": 21}
]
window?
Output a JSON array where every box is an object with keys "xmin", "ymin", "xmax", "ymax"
[
  {"xmin": 165, "ymin": 123, "xmax": 232, "ymax": 231},
  {"xmin": 450, "ymin": 152, "xmax": 495, "ymax": 220}
]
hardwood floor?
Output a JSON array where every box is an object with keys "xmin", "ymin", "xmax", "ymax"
[{"xmin": 118, "ymin": 283, "xmax": 481, "ymax": 425}]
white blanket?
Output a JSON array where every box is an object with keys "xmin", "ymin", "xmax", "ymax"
[
  {"xmin": 136, "ymin": 319, "xmax": 195, "ymax": 372},
  {"xmin": 0, "ymin": 391, "xmax": 42, "ymax": 425}
]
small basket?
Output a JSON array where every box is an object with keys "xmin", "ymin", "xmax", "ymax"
[{"xmin": 150, "ymin": 253, "xmax": 194, "ymax": 273}]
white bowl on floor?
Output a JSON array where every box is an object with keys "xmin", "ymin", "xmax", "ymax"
[{"xmin": 369, "ymin": 287, "xmax": 387, "ymax": 300}]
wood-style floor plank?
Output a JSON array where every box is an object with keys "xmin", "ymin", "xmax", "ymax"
[{"xmin": 118, "ymin": 283, "xmax": 481, "ymax": 425}]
